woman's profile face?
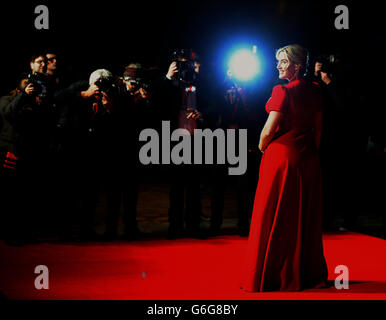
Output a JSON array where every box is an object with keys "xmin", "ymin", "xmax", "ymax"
[{"xmin": 276, "ymin": 51, "xmax": 296, "ymax": 80}]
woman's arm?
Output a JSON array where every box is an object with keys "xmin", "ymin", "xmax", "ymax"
[{"xmin": 258, "ymin": 111, "xmax": 284, "ymax": 152}]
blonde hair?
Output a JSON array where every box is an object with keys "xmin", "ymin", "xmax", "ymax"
[{"xmin": 276, "ymin": 44, "xmax": 309, "ymax": 76}]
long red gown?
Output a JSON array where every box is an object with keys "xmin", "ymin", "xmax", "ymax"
[{"xmin": 241, "ymin": 79, "xmax": 328, "ymax": 292}]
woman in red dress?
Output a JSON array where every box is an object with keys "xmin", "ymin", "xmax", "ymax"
[{"xmin": 241, "ymin": 44, "xmax": 328, "ymax": 291}]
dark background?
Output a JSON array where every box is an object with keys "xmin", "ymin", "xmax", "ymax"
[{"xmin": 0, "ymin": 0, "xmax": 382, "ymax": 93}]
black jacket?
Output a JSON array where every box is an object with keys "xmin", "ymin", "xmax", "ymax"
[
  {"xmin": 161, "ymin": 74, "xmax": 214, "ymax": 131},
  {"xmin": 0, "ymin": 85, "xmax": 68, "ymax": 167},
  {"xmin": 0, "ymin": 93, "xmax": 22, "ymax": 155}
]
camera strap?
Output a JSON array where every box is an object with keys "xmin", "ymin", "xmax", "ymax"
[
  {"xmin": 92, "ymin": 102, "xmax": 99, "ymax": 114},
  {"xmin": 1, "ymin": 151, "xmax": 18, "ymax": 170}
]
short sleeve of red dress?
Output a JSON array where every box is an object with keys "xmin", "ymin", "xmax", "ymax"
[{"xmin": 265, "ymin": 85, "xmax": 288, "ymax": 114}]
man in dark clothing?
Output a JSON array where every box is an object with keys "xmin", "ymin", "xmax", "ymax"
[
  {"xmin": 0, "ymin": 77, "xmax": 28, "ymax": 244},
  {"xmin": 53, "ymin": 77, "xmax": 98, "ymax": 240},
  {"xmin": 209, "ymin": 72, "xmax": 251, "ymax": 236},
  {"xmin": 312, "ymin": 55, "xmax": 364, "ymax": 231},
  {"xmin": 56, "ymin": 69, "xmax": 123, "ymax": 240},
  {"xmin": 0, "ymin": 56, "xmax": 64, "ymax": 244},
  {"xmin": 56, "ymin": 68, "xmax": 143, "ymax": 241},
  {"xmin": 162, "ymin": 50, "xmax": 211, "ymax": 239},
  {"xmin": 120, "ymin": 63, "xmax": 157, "ymax": 240}
]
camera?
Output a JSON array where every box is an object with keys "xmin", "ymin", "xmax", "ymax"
[
  {"xmin": 131, "ymin": 79, "xmax": 151, "ymax": 91},
  {"xmin": 27, "ymin": 72, "xmax": 50, "ymax": 99},
  {"xmin": 171, "ymin": 49, "xmax": 197, "ymax": 84},
  {"xmin": 95, "ymin": 76, "xmax": 118, "ymax": 95},
  {"xmin": 123, "ymin": 66, "xmax": 152, "ymax": 92},
  {"xmin": 317, "ymin": 54, "xmax": 341, "ymax": 76}
]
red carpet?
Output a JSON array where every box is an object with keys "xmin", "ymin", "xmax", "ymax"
[{"xmin": 1, "ymin": 232, "xmax": 386, "ymax": 300}]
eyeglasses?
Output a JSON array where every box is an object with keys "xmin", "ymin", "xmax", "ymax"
[{"xmin": 47, "ymin": 57, "xmax": 57, "ymax": 62}]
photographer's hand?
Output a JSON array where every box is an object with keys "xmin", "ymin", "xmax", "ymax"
[
  {"xmin": 24, "ymin": 83, "xmax": 35, "ymax": 95},
  {"xmin": 138, "ymin": 88, "xmax": 149, "ymax": 99},
  {"xmin": 186, "ymin": 107, "xmax": 202, "ymax": 120},
  {"xmin": 133, "ymin": 87, "xmax": 149, "ymax": 104},
  {"xmin": 320, "ymin": 72, "xmax": 332, "ymax": 85},
  {"xmin": 81, "ymin": 84, "xmax": 100, "ymax": 99},
  {"xmin": 101, "ymin": 91, "xmax": 114, "ymax": 112},
  {"xmin": 166, "ymin": 61, "xmax": 178, "ymax": 80}
]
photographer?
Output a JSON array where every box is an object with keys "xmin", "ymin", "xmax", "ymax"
[
  {"xmin": 45, "ymin": 51, "xmax": 57, "ymax": 77},
  {"xmin": 0, "ymin": 54, "xmax": 64, "ymax": 243},
  {"xmin": 313, "ymin": 54, "xmax": 364, "ymax": 231},
  {"xmin": 0, "ymin": 76, "xmax": 28, "ymax": 244},
  {"xmin": 123, "ymin": 63, "xmax": 152, "ymax": 104},
  {"xmin": 208, "ymin": 70, "xmax": 251, "ymax": 237},
  {"xmin": 162, "ymin": 49, "xmax": 210, "ymax": 239},
  {"xmin": 30, "ymin": 54, "xmax": 46, "ymax": 74},
  {"xmin": 57, "ymin": 69, "xmax": 131, "ymax": 241},
  {"xmin": 118, "ymin": 63, "xmax": 158, "ymax": 240}
]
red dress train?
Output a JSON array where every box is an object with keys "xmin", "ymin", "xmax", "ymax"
[{"xmin": 241, "ymin": 79, "xmax": 328, "ymax": 292}]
